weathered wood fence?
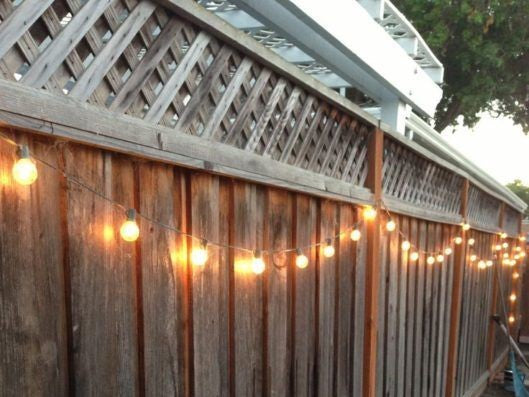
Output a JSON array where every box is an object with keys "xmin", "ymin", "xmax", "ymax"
[{"xmin": 0, "ymin": 0, "xmax": 526, "ymax": 396}]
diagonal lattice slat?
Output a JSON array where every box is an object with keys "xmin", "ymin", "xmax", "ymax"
[
  {"xmin": 467, "ymin": 184, "xmax": 501, "ymax": 231},
  {"xmin": 382, "ymin": 138, "xmax": 463, "ymax": 218}
]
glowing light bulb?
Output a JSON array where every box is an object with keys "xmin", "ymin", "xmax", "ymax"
[
  {"xmin": 252, "ymin": 251, "xmax": 266, "ymax": 274},
  {"xmin": 12, "ymin": 145, "xmax": 37, "ymax": 185},
  {"xmin": 502, "ymin": 258, "xmax": 511, "ymax": 266},
  {"xmin": 467, "ymin": 238, "xmax": 475, "ymax": 246},
  {"xmin": 444, "ymin": 247, "xmax": 453, "ymax": 256},
  {"xmin": 386, "ymin": 220, "xmax": 396, "ymax": 232},
  {"xmin": 401, "ymin": 241, "xmax": 411, "ymax": 251},
  {"xmin": 516, "ymin": 246, "xmax": 522, "ymax": 252},
  {"xmin": 494, "ymin": 244, "xmax": 502, "ymax": 251},
  {"xmin": 486, "ymin": 260, "xmax": 493, "ymax": 267},
  {"xmin": 510, "ymin": 293, "xmax": 517, "ymax": 302},
  {"xmin": 469, "ymin": 254, "xmax": 477, "ymax": 262},
  {"xmin": 514, "ymin": 254, "xmax": 520, "ymax": 260},
  {"xmin": 461, "ymin": 223, "xmax": 470, "ymax": 231},
  {"xmin": 191, "ymin": 240, "xmax": 208, "ymax": 266},
  {"xmin": 323, "ymin": 239, "xmax": 335, "ymax": 258},
  {"xmin": 436, "ymin": 254, "xmax": 444, "ymax": 263},
  {"xmin": 520, "ymin": 236, "xmax": 526, "ymax": 242},
  {"xmin": 350, "ymin": 229, "xmax": 361, "ymax": 242},
  {"xmin": 454, "ymin": 237, "xmax": 463, "ymax": 245},
  {"xmin": 410, "ymin": 252, "xmax": 419, "ymax": 262},
  {"xmin": 120, "ymin": 209, "xmax": 140, "ymax": 242},
  {"xmin": 513, "ymin": 272, "xmax": 520, "ymax": 279},
  {"xmin": 508, "ymin": 315, "xmax": 515, "ymax": 324},
  {"xmin": 427, "ymin": 256, "xmax": 435, "ymax": 265},
  {"xmin": 500, "ymin": 232, "xmax": 507, "ymax": 239},
  {"xmin": 503, "ymin": 253, "xmax": 509, "ymax": 258},
  {"xmin": 520, "ymin": 252, "xmax": 526, "ymax": 258},
  {"xmin": 363, "ymin": 206, "xmax": 377, "ymax": 221},
  {"xmin": 502, "ymin": 242, "xmax": 509, "ymax": 249},
  {"xmin": 510, "ymin": 259, "xmax": 516, "ymax": 266},
  {"xmin": 295, "ymin": 249, "xmax": 309, "ymax": 269},
  {"xmin": 478, "ymin": 260, "xmax": 486, "ymax": 269}
]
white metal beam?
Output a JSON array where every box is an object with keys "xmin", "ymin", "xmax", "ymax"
[{"xmin": 231, "ymin": 0, "xmax": 443, "ymax": 117}]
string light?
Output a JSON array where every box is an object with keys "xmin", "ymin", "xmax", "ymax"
[
  {"xmin": 469, "ymin": 254, "xmax": 477, "ymax": 262},
  {"xmin": 120, "ymin": 209, "xmax": 140, "ymax": 242},
  {"xmin": 500, "ymin": 232, "xmax": 507, "ymax": 239},
  {"xmin": 502, "ymin": 242, "xmax": 509, "ymax": 249},
  {"xmin": 516, "ymin": 246, "xmax": 522, "ymax": 252},
  {"xmin": 467, "ymin": 238, "xmax": 475, "ymax": 246},
  {"xmin": 12, "ymin": 145, "xmax": 38, "ymax": 185},
  {"xmin": 494, "ymin": 244, "xmax": 502, "ymax": 251},
  {"xmin": 514, "ymin": 254, "xmax": 520, "ymax": 260},
  {"xmin": 510, "ymin": 293, "xmax": 517, "ymax": 302},
  {"xmin": 191, "ymin": 239, "xmax": 208, "ymax": 266},
  {"xmin": 508, "ymin": 315, "xmax": 515, "ymax": 324},
  {"xmin": 503, "ymin": 253, "xmax": 509, "ymax": 258},
  {"xmin": 486, "ymin": 260, "xmax": 493, "ymax": 267},
  {"xmin": 520, "ymin": 252, "xmax": 526, "ymax": 258},
  {"xmin": 386, "ymin": 220, "xmax": 396, "ymax": 232},
  {"xmin": 502, "ymin": 258, "xmax": 511, "ymax": 266},
  {"xmin": 350, "ymin": 229, "xmax": 361, "ymax": 242},
  {"xmin": 462, "ymin": 223, "xmax": 470, "ymax": 231},
  {"xmin": 510, "ymin": 259, "xmax": 516, "ymax": 266},
  {"xmin": 454, "ymin": 237, "xmax": 463, "ymax": 245},
  {"xmin": 252, "ymin": 251, "xmax": 265, "ymax": 274},
  {"xmin": 520, "ymin": 236, "xmax": 526, "ymax": 242},
  {"xmin": 295, "ymin": 249, "xmax": 309, "ymax": 269},
  {"xmin": 478, "ymin": 260, "xmax": 486, "ymax": 269},
  {"xmin": 410, "ymin": 252, "xmax": 419, "ymax": 262},
  {"xmin": 513, "ymin": 272, "xmax": 520, "ymax": 279},
  {"xmin": 401, "ymin": 241, "xmax": 411, "ymax": 251},
  {"xmin": 323, "ymin": 239, "xmax": 335, "ymax": 258},
  {"xmin": 444, "ymin": 247, "xmax": 453, "ymax": 256},
  {"xmin": 363, "ymin": 206, "xmax": 377, "ymax": 221},
  {"xmin": 427, "ymin": 256, "xmax": 435, "ymax": 265},
  {"xmin": 436, "ymin": 254, "xmax": 444, "ymax": 263}
]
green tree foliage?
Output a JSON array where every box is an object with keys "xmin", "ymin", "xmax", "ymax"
[
  {"xmin": 506, "ymin": 179, "xmax": 529, "ymax": 216},
  {"xmin": 393, "ymin": 0, "xmax": 529, "ymax": 132}
]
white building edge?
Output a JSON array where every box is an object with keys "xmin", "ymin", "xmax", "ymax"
[{"xmin": 196, "ymin": 0, "xmax": 525, "ymax": 211}]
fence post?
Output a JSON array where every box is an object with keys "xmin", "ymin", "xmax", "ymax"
[
  {"xmin": 362, "ymin": 127, "xmax": 383, "ymax": 397},
  {"xmin": 486, "ymin": 203, "xmax": 503, "ymax": 380},
  {"xmin": 445, "ymin": 178, "xmax": 469, "ymax": 397}
]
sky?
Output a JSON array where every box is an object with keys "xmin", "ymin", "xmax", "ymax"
[{"xmin": 439, "ymin": 113, "xmax": 529, "ymax": 186}]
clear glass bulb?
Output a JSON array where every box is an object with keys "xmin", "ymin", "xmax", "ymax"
[
  {"xmin": 350, "ymin": 229, "xmax": 361, "ymax": 242},
  {"xmin": 386, "ymin": 220, "xmax": 396, "ymax": 232},
  {"xmin": 401, "ymin": 241, "xmax": 411, "ymax": 251},
  {"xmin": 363, "ymin": 206, "xmax": 376, "ymax": 221},
  {"xmin": 323, "ymin": 242, "xmax": 335, "ymax": 258},
  {"xmin": 13, "ymin": 157, "xmax": 38, "ymax": 185},
  {"xmin": 410, "ymin": 252, "xmax": 419, "ymax": 261},
  {"xmin": 444, "ymin": 248, "xmax": 453, "ymax": 256},
  {"xmin": 191, "ymin": 243, "xmax": 208, "ymax": 266},
  {"xmin": 295, "ymin": 250, "xmax": 309, "ymax": 269},
  {"xmin": 427, "ymin": 256, "xmax": 435, "ymax": 265},
  {"xmin": 120, "ymin": 209, "xmax": 140, "ymax": 242},
  {"xmin": 252, "ymin": 252, "xmax": 265, "ymax": 275}
]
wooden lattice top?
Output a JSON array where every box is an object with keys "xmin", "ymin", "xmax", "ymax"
[
  {"xmin": 467, "ymin": 184, "xmax": 502, "ymax": 231},
  {"xmin": 503, "ymin": 205, "xmax": 520, "ymax": 237},
  {"xmin": 0, "ymin": 0, "xmax": 371, "ymax": 189},
  {"xmin": 0, "ymin": 0, "xmax": 523, "ymax": 223}
]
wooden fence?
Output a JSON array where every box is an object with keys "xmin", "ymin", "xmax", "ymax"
[{"xmin": 0, "ymin": 0, "xmax": 526, "ymax": 396}]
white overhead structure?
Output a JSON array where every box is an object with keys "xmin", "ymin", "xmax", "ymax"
[{"xmin": 196, "ymin": 0, "xmax": 444, "ymax": 133}]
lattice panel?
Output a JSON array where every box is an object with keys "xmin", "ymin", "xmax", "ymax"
[
  {"xmin": 503, "ymin": 205, "xmax": 520, "ymax": 236},
  {"xmin": 0, "ymin": 0, "xmax": 372, "ymax": 188},
  {"xmin": 467, "ymin": 184, "xmax": 501, "ymax": 231},
  {"xmin": 382, "ymin": 138, "xmax": 463, "ymax": 216}
]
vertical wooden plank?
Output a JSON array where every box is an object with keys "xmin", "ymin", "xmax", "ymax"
[
  {"xmin": 445, "ymin": 179, "xmax": 469, "ymax": 397},
  {"xmin": 0, "ymin": 133, "xmax": 68, "ymax": 396},
  {"xmin": 384, "ymin": 215, "xmax": 399, "ymax": 396},
  {"xmin": 266, "ymin": 188, "xmax": 292, "ymax": 396},
  {"xmin": 428, "ymin": 223, "xmax": 442, "ymax": 395},
  {"xmin": 413, "ymin": 219, "xmax": 427, "ymax": 394},
  {"xmin": 139, "ymin": 163, "xmax": 187, "ymax": 396},
  {"xmin": 335, "ymin": 203, "xmax": 355, "ymax": 396},
  {"xmin": 317, "ymin": 199, "xmax": 338, "ymax": 397},
  {"xmin": 292, "ymin": 194, "xmax": 317, "ymax": 396},
  {"xmin": 65, "ymin": 146, "xmax": 139, "ymax": 395},
  {"xmin": 396, "ymin": 215, "xmax": 408, "ymax": 397},
  {"xmin": 232, "ymin": 181, "xmax": 265, "ymax": 396},
  {"xmin": 362, "ymin": 127, "xmax": 383, "ymax": 397},
  {"xmin": 188, "ymin": 173, "xmax": 230, "ymax": 397},
  {"xmin": 421, "ymin": 222, "xmax": 434, "ymax": 396},
  {"xmin": 375, "ymin": 214, "xmax": 388, "ymax": 397},
  {"xmin": 404, "ymin": 217, "xmax": 418, "ymax": 397},
  {"xmin": 353, "ymin": 207, "xmax": 367, "ymax": 397}
]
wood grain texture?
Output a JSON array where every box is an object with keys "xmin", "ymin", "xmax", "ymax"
[
  {"xmin": 64, "ymin": 145, "xmax": 139, "ymax": 395},
  {"xmin": 0, "ymin": 132, "xmax": 68, "ymax": 396}
]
